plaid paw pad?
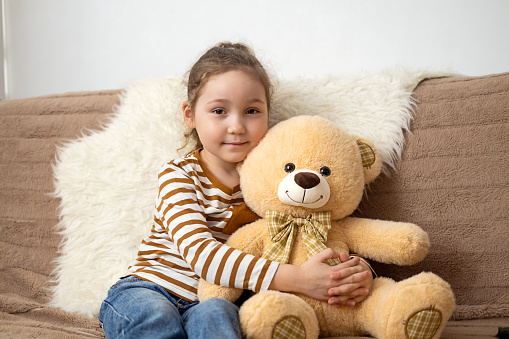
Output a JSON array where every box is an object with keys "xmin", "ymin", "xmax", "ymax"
[
  {"xmin": 405, "ymin": 306, "xmax": 443, "ymax": 339},
  {"xmin": 272, "ymin": 315, "xmax": 306, "ymax": 339}
]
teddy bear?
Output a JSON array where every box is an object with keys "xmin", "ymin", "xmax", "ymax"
[{"xmin": 198, "ymin": 115, "xmax": 455, "ymax": 339}]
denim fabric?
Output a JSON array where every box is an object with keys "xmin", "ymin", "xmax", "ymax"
[{"xmin": 99, "ymin": 276, "xmax": 242, "ymax": 339}]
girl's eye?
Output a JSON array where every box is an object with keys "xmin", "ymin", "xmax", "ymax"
[
  {"xmin": 320, "ymin": 166, "xmax": 331, "ymax": 176},
  {"xmin": 284, "ymin": 163, "xmax": 295, "ymax": 173},
  {"xmin": 246, "ymin": 108, "xmax": 260, "ymax": 115},
  {"xmin": 212, "ymin": 108, "xmax": 226, "ymax": 115}
]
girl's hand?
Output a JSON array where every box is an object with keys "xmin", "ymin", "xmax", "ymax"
[
  {"xmin": 270, "ymin": 248, "xmax": 367, "ymax": 302},
  {"xmin": 327, "ymin": 252, "xmax": 374, "ymax": 307}
]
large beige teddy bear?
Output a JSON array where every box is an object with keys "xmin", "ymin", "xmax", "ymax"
[{"xmin": 198, "ymin": 115, "xmax": 455, "ymax": 339}]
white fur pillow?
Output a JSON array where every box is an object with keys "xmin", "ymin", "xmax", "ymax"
[{"xmin": 51, "ymin": 68, "xmax": 451, "ymax": 317}]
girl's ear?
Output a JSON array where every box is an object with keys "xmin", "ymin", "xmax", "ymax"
[{"xmin": 183, "ymin": 101, "xmax": 195, "ymax": 129}]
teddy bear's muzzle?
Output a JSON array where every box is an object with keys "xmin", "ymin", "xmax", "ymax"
[{"xmin": 277, "ymin": 169, "xmax": 331, "ymax": 208}]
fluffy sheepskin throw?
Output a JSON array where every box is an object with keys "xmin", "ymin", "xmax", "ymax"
[{"xmin": 51, "ymin": 68, "xmax": 451, "ymax": 318}]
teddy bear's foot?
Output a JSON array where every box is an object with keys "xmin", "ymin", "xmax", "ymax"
[
  {"xmin": 239, "ymin": 291, "xmax": 319, "ymax": 339},
  {"xmin": 372, "ymin": 273, "xmax": 455, "ymax": 339},
  {"xmin": 272, "ymin": 315, "xmax": 307, "ymax": 339},
  {"xmin": 405, "ymin": 306, "xmax": 443, "ymax": 339}
]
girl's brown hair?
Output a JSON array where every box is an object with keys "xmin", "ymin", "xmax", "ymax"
[{"xmin": 182, "ymin": 42, "xmax": 272, "ymax": 151}]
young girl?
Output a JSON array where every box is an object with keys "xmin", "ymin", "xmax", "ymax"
[{"xmin": 99, "ymin": 42, "xmax": 373, "ymax": 339}]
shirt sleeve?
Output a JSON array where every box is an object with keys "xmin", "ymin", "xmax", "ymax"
[{"xmin": 156, "ymin": 163, "xmax": 279, "ymax": 293}]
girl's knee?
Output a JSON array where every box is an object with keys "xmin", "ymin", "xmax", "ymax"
[
  {"xmin": 100, "ymin": 283, "xmax": 184, "ymax": 339},
  {"xmin": 202, "ymin": 297, "xmax": 239, "ymax": 313},
  {"xmin": 184, "ymin": 298, "xmax": 241, "ymax": 339},
  {"xmin": 101, "ymin": 299, "xmax": 185, "ymax": 339}
]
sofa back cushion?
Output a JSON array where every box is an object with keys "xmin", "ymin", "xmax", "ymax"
[{"xmin": 356, "ymin": 73, "xmax": 509, "ymax": 320}]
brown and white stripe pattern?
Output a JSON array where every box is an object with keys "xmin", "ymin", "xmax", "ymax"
[{"xmin": 127, "ymin": 150, "xmax": 278, "ymax": 301}]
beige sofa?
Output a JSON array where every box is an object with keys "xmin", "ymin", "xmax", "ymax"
[{"xmin": 1, "ymin": 73, "xmax": 508, "ymax": 338}]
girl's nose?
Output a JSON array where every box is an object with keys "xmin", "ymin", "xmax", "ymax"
[{"xmin": 227, "ymin": 116, "xmax": 246, "ymax": 134}]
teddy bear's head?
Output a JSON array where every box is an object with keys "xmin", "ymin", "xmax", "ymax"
[{"xmin": 239, "ymin": 115, "xmax": 382, "ymax": 220}]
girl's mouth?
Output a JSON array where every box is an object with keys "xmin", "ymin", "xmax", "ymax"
[{"xmin": 224, "ymin": 142, "xmax": 247, "ymax": 146}]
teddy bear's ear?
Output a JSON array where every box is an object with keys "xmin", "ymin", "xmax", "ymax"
[{"xmin": 356, "ymin": 138, "xmax": 382, "ymax": 183}]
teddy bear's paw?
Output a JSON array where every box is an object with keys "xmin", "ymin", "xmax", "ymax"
[
  {"xmin": 405, "ymin": 306, "xmax": 443, "ymax": 339},
  {"xmin": 239, "ymin": 291, "xmax": 319, "ymax": 339},
  {"xmin": 272, "ymin": 315, "xmax": 307, "ymax": 339},
  {"xmin": 374, "ymin": 272, "xmax": 455, "ymax": 339}
]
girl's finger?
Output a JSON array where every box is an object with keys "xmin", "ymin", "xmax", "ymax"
[{"xmin": 329, "ymin": 265, "xmax": 366, "ymax": 281}]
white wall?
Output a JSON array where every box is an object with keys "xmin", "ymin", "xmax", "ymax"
[
  {"xmin": 1, "ymin": 0, "xmax": 6, "ymax": 100},
  {"xmin": 4, "ymin": 0, "xmax": 509, "ymax": 99}
]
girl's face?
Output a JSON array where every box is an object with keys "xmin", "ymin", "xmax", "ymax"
[{"xmin": 183, "ymin": 70, "xmax": 269, "ymax": 171}]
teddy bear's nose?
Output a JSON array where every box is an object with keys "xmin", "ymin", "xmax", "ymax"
[{"xmin": 294, "ymin": 172, "xmax": 320, "ymax": 189}]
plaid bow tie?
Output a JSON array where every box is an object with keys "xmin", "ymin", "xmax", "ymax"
[{"xmin": 262, "ymin": 210, "xmax": 340, "ymax": 266}]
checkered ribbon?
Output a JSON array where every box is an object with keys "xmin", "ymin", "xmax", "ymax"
[{"xmin": 262, "ymin": 210, "xmax": 340, "ymax": 265}]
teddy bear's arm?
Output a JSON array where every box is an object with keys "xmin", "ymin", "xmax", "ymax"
[
  {"xmin": 198, "ymin": 220, "xmax": 270, "ymax": 302},
  {"xmin": 339, "ymin": 217, "xmax": 430, "ymax": 265},
  {"xmin": 224, "ymin": 219, "xmax": 270, "ymax": 256}
]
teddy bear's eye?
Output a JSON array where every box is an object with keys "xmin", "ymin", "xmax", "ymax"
[
  {"xmin": 284, "ymin": 163, "xmax": 295, "ymax": 173},
  {"xmin": 320, "ymin": 166, "xmax": 331, "ymax": 177}
]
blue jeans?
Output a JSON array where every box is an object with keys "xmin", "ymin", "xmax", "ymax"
[{"xmin": 99, "ymin": 276, "xmax": 242, "ymax": 339}]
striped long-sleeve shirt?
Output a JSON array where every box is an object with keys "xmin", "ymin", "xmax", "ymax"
[{"xmin": 126, "ymin": 149, "xmax": 279, "ymax": 301}]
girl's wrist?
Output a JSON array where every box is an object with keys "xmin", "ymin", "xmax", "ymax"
[{"xmin": 268, "ymin": 263, "xmax": 301, "ymax": 293}]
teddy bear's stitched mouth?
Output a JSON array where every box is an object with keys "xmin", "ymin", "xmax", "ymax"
[{"xmin": 285, "ymin": 191, "xmax": 323, "ymax": 205}]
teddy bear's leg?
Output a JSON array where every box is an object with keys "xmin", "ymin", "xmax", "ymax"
[
  {"xmin": 238, "ymin": 291, "xmax": 319, "ymax": 339},
  {"xmin": 366, "ymin": 272, "xmax": 455, "ymax": 339},
  {"xmin": 197, "ymin": 278, "xmax": 244, "ymax": 303}
]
